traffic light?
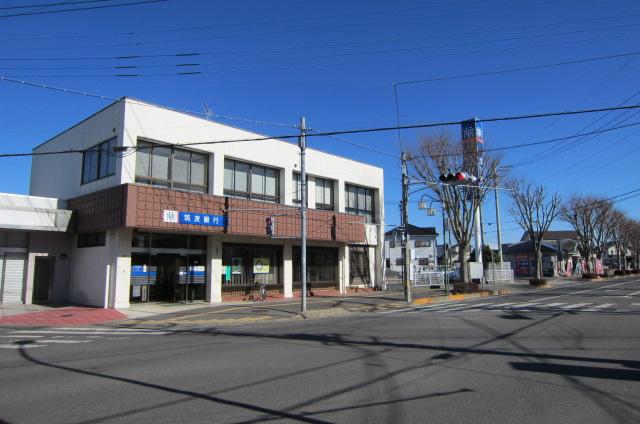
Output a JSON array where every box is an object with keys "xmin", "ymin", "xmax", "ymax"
[
  {"xmin": 266, "ymin": 217, "xmax": 274, "ymax": 237},
  {"xmin": 438, "ymin": 171, "xmax": 478, "ymax": 184}
]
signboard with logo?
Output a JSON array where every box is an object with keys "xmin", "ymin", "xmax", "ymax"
[
  {"xmin": 231, "ymin": 258, "xmax": 242, "ymax": 274},
  {"xmin": 253, "ymin": 258, "xmax": 270, "ymax": 274},
  {"xmin": 163, "ymin": 210, "xmax": 225, "ymax": 227},
  {"xmin": 461, "ymin": 119, "xmax": 484, "ymax": 144}
]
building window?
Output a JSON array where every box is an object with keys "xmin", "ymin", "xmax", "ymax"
[
  {"xmin": 135, "ymin": 140, "xmax": 208, "ymax": 193},
  {"xmin": 415, "ymin": 240, "xmax": 431, "ymax": 248},
  {"xmin": 418, "ymin": 258, "xmax": 430, "ymax": 265},
  {"xmin": 82, "ymin": 137, "xmax": 117, "ymax": 184},
  {"xmin": 224, "ymin": 159, "xmax": 279, "ymax": 203},
  {"xmin": 314, "ymin": 177, "xmax": 334, "ymax": 211},
  {"xmin": 395, "ymin": 258, "xmax": 403, "ymax": 266},
  {"xmin": 345, "ymin": 184, "xmax": 374, "ymax": 222},
  {"xmin": 385, "ymin": 258, "xmax": 390, "ymax": 269},
  {"xmin": 78, "ymin": 232, "xmax": 106, "ymax": 248},
  {"xmin": 292, "ymin": 172, "xmax": 307, "ymax": 205}
]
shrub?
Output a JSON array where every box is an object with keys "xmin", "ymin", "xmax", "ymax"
[
  {"xmin": 581, "ymin": 272, "xmax": 597, "ymax": 279},
  {"xmin": 614, "ymin": 270, "xmax": 625, "ymax": 276},
  {"xmin": 529, "ymin": 278, "xmax": 547, "ymax": 286}
]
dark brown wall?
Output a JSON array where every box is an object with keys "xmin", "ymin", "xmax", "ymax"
[{"xmin": 67, "ymin": 184, "xmax": 366, "ymax": 243}]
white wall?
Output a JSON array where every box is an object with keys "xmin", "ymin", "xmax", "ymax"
[
  {"xmin": 30, "ymin": 101, "xmax": 125, "ymax": 199},
  {"xmin": 69, "ymin": 241, "xmax": 109, "ymax": 307},
  {"xmin": 119, "ymin": 98, "xmax": 384, "ymax": 215},
  {"xmin": 27, "ymin": 232, "xmax": 73, "ymax": 304}
]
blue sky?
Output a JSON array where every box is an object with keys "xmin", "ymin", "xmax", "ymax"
[{"xmin": 0, "ymin": 0, "xmax": 639, "ymax": 244}]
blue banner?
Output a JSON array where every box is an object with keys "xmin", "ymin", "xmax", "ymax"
[{"xmin": 178, "ymin": 212, "xmax": 225, "ymax": 227}]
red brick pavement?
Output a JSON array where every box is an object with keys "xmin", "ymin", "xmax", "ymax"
[{"xmin": 0, "ymin": 307, "xmax": 127, "ymax": 327}]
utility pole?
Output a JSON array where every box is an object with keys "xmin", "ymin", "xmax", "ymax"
[
  {"xmin": 401, "ymin": 152, "xmax": 411, "ymax": 303},
  {"xmin": 495, "ymin": 185, "xmax": 503, "ymax": 264},
  {"xmin": 299, "ymin": 116, "xmax": 307, "ymax": 313},
  {"xmin": 442, "ymin": 210, "xmax": 449, "ymax": 295}
]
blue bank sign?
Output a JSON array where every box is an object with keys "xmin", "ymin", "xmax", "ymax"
[{"xmin": 163, "ymin": 210, "xmax": 226, "ymax": 227}]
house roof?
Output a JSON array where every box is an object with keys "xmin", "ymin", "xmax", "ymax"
[
  {"xmin": 520, "ymin": 230, "xmax": 579, "ymax": 242},
  {"xmin": 385, "ymin": 224, "xmax": 438, "ymax": 237},
  {"xmin": 503, "ymin": 240, "xmax": 557, "ymax": 255}
]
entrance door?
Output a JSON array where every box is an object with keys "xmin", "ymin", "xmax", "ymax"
[
  {"xmin": 151, "ymin": 254, "xmax": 185, "ymax": 302},
  {"xmin": 349, "ymin": 246, "xmax": 371, "ymax": 286},
  {"xmin": 0, "ymin": 253, "xmax": 26, "ymax": 304},
  {"xmin": 33, "ymin": 257, "xmax": 54, "ymax": 303}
]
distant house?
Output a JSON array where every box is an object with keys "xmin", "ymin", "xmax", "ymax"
[
  {"xmin": 519, "ymin": 230, "xmax": 582, "ymax": 275},
  {"xmin": 384, "ymin": 224, "xmax": 438, "ymax": 279},
  {"xmin": 503, "ymin": 240, "xmax": 558, "ymax": 277}
]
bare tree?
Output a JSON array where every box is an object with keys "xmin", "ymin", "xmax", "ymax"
[
  {"xmin": 562, "ymin": 196, "xmax": 614, "ymax": 273},
  {"xmin": 508, "ymin": 178, "xmax": 562, "ymax": 280},
  {"xmin": 610, "ymin": 210, "xmax": 631, "ymax": 270},
  {"xmin": 410, "ymin": 132, "xmax": 499, "ymax": 285},
  {"xmin": 626, "ymin": 220, "xmax": 640, "ymax": 270}
]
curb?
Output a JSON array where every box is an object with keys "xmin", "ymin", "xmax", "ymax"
[{"xmin": 411, "ymin": 289, "xmax": 509, "ymax": 306}]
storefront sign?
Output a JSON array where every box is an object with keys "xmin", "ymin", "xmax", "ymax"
[
  {"xmin": 253, "ymin": 258, "xmax": 270, "ymax": 274},
  {"xmin": 231, "ymin": 258, "xmax": 242, "ymax": 274},
  {"xmin": 162, "ymin": 210, "xmax": 225, "ymax": 227}
]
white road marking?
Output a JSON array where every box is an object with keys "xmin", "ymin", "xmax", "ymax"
[
  {"xmin": 559, "ymin": 303, "xmax": 593, "ymax": 310},
  {"xmin": 0, "ymin": 344, "xmax": 43, "ymax": 349},
  {"xmin": 583, "ymin": 303, "xmax": 615, "ymax": 312},
  {"xmin": 626, "ymin": 290, "xmax": 640, "ymax": 297},
  {"xmin": 540, "ymin": 303, "xmax": 567, "ymax": 308},
  {"xmin": 0, "ymin": 335, "xmax": 43, "ymax": 338},
  {"xmin": 10, "ymin": 330, "xmax": 169, "ymax": 335},
  {"xmin": 51, "ymin": 327, "xmax": 161, "ymax": 332},
  {"xmin": 38, "ymin": 339, "xmax": 93, "ymax": 344},
  {"xmin": 486, "ymin": 303, "xmax": 516, "ymax": 308}
]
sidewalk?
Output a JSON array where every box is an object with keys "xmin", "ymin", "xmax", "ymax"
[{"xmin": 0, "ymin": 277, "xmax": 583, "ymax": 329}]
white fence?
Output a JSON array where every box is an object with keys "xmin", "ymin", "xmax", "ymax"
[
  {"xmin": 411, "ymin": 271, "xmax": 445, "ymax": 288},
  {"xmin": 484, "ymin": 263, "xmax": 515, "ymax": 283}
]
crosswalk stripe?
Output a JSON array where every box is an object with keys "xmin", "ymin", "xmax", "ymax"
[
  {"xmin": 50, "ymin": 327, "xmax": 161, "ymax": 332},
  {"xmin": 582, "ymin": 303, "xmax": 614, "ymax": 312},
  {"xmin": 559, "ymin": 303, "xmax": 592, "ymax": 310},
  {"xmin": 0, "ymin": 335, "xmax": 43, "ymax": 338},
  {"xmin": 38, "ymin": 339, "xmax": 92, "ymax": 344},
  {"xmin": 0, "ymin": 344, "xmax": 43, "ymax": 349},
  {"xmin": 10, "ymin": 330, "xmax": 169, "ymax": 336},
  {"xmin": 486, "ymin": 303, "xmax": 516, "ymax": 308},
  {"xmin": 509, "ymin": 303, "xmax": 538, "ymax": 309},
  {"xmin": 540, "ymin": 303, "xmax": 566, "ymax": 308}
]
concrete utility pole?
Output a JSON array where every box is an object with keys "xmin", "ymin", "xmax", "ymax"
[
  {"xmin": 495, "ymin": 184, "xmax": 503, "ymax": 264},
  {"xmin": 299, "ymin": 116, "xmax": 307, "ymax": 313},
  {"xmin": 401, "ymin": 152, "xmax": 412, "ymax": 303}
]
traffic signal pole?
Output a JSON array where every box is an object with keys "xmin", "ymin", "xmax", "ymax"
[
  {"xmin": 299, "ymin": 116, "xmax": 307, "ymax": 313},
  {"xmin": 401, "ymin": 153, "xmax": 411, "ymax": 303}
]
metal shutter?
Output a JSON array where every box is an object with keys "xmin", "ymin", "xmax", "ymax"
[{"xmin": 1, "ymin": 254, "xmax": 26, "ymax": 304}]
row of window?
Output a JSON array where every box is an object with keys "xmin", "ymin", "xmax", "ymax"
[
  {"xmin": 81, "ymin": 138, "xmax": 376, "ymax": 219},
  {"xmin": 389, "ymin": 240, "xmax": 432, "ymax": 248}
]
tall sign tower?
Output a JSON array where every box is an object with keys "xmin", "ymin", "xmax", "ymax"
[{"xmin": 461, "ymin": 118, "xmax": 484, "ymax": 265}]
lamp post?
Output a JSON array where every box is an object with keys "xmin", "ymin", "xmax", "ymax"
[{"xmin": 418, "ymin": 196, "xmax": 449, "ymax": 295}]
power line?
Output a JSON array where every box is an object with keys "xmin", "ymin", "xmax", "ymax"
[
  {"xmin": 308, "ymin": 130, "xmax": 401, "ymax": 159},
  {"xmin": 0, "ymin": 76, "xmax": 298, "ymax": 128},
  {"xmin": 394, "ymin": 51, "xmax": 640, "ymax": 87},
  {"xmin": 5, "ymin": 16, "xmax": 639, "ymax": 61},
  {"xmin": 5, "ymin": 103, "xmax": 640, "ymax": 159},
  {"xmin": 0, "ymin": 0, "xmax": 168, "ymax": 19},
  {"xmin": 411, "ymin": 121, "xmax": 640, "ymax": 160},
  {"xmin": 0, "ymin": 0, "xmax": 131, "ymax": 10}
]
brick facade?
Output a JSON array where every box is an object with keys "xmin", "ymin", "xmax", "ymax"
[{"xmin": 67, "ymin": 184, "xmax": 366, "ymax": 243}]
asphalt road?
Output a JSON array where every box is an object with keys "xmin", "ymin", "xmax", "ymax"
[{"xmin": 1, "ymin": 278, "xmax": 639, "ymax": 424}]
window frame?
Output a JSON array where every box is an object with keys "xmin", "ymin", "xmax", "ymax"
[
  {"xmin": 77, "ymin": 232, "xmax": 106, "ymax": 248},
  {"xmin": 81, "ymin": 137, "xmax": 117, "ymax": 185},
  {"xmin": 134, "ymin": 139, "xmax": 209, "ymax": 194},
  {"xmin": 314, "ymin": 177, "xmax": 334, "ymax": 211},
  {"xmin": 345, "ymin": 184, "xmax": 375, "ymax": 222},
  {"xmin": 224, "ymin": 158, "xmax": 280, "ymax": 203}
]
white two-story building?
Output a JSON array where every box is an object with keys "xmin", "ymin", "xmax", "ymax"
[{"xmin": 0, "ymin": 97, "xmax": 385, "ymax": 308}]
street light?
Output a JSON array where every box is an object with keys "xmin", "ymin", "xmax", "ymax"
[{"xmin": 418, "ymin": 195, "xmax": 449, "ymax": 295}]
